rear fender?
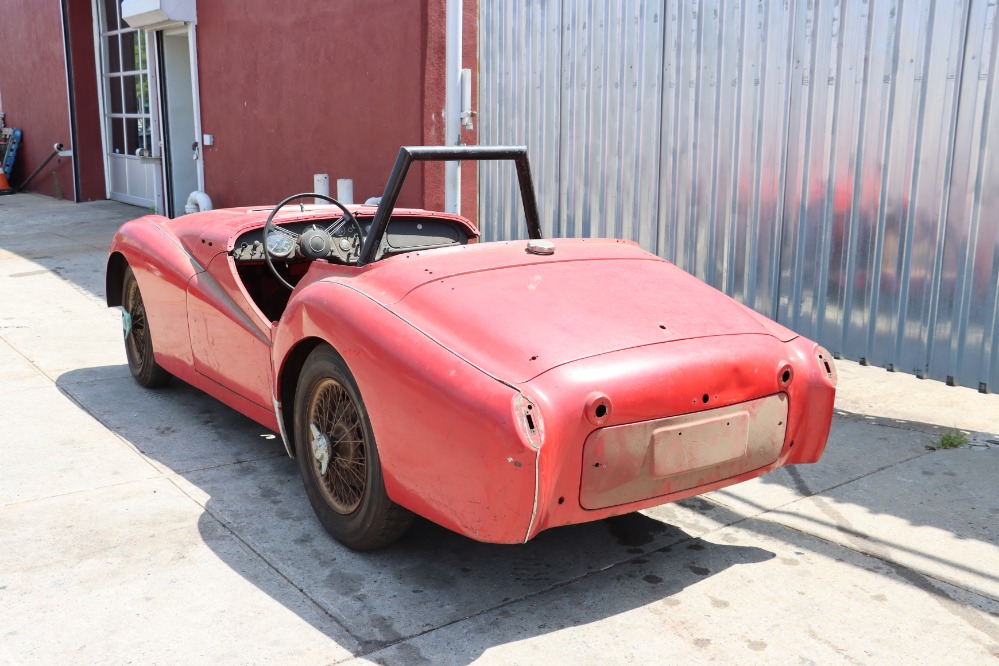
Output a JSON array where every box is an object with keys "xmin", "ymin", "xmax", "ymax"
[
  {"xmin": 274, "ymin": 279, "xmax": 538, "ymax": 543},
  {"xmin": 780, "ymin": 339, "xmax": 837, "ymax": 464}
]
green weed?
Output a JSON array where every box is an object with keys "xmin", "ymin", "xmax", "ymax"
[{"xmin": 935, "ymin": 431, "xmax": 968, "ymax": 449}]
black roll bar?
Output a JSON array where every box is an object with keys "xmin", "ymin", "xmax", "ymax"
[{"xmin": 356, "ymin": 145, "xmax": 542, "ymax": 267}]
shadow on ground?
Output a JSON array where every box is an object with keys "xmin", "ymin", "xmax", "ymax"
[{"xmin": 56, "ymin": 364, "xmax": 776, "ymax": 662}]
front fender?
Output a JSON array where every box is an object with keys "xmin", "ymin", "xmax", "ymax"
[{"xmin": 107, "ymin": 217, "xmax": 201, "ymax": 381}]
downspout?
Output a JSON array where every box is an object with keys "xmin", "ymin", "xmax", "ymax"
[
  {"xmin": 188, "ymin": 23, "xmax": 205, "ymax": 191},
  {"xmin": 444, "ymin": 0, "xmax": 462, "ymax": 214},
  {"xmin": 185, "ymin": 190, "xmax": 212, "ymax": 214}
]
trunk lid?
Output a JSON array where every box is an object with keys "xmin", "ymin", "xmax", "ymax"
[{"xmin": 356, "ymin": 240, "xmax": 783, "ymax": 384}]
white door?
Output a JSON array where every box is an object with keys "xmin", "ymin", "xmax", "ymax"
[
  {"xmin": 156, "ymin": 26, "xmax": 201, "ymax": 218},
  {"xmin": 96, "ymin": 0, "xmax": 161, "ymax": 210}
]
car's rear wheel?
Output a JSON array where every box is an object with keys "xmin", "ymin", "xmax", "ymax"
[
  {"xmin": 122, "ymin": 266, "xmax": 170, "ymax": 388},
  {"xmin": 294, "ymin": 344, "xmax": 413, "ymax": 550}
]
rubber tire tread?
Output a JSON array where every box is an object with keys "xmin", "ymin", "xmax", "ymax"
[
  {"xmin": 294, "ymin": 344, "xmax": 413, "ymax": 550},
  {"xmin": 122, "ymin": 266, "xmax": 171, "ymax": 388}
]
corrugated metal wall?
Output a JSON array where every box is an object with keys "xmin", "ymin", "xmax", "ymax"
[{"xmin": 479, "ymin": 0, "xmax": 999, "ymax": 392}]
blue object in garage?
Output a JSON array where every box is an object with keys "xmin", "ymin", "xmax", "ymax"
[{"xmin": 1, "ymin": 128, "xmax": 22, "ymax": 178}]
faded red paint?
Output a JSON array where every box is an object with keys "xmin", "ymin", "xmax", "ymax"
[
  {"xmin": 0, "ymin": 0, "xmax": 74, "ymax": 199},
  {"xmin": 107, "ymin": 202, "xmax": 836, "ymax": 545}
]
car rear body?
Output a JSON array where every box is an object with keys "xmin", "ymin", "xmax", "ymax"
[{"xmin": 275, "ymin": 238, "xmax": 836, "ymax": 543}]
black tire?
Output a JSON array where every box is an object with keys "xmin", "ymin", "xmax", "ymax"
[
  {"xmin": 294, "ymin": 344, "xmax": 413, "ymax": 550},
  {"xmin": 122, "ymin": 266, "xmax": 171, "ymax": 388}
]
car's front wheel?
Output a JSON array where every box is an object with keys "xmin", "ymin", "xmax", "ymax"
[
  {"xmin": 294, "ymin": 344, "xmax": 413, "ymax": 550},
  {"xmin": 121, "ymin": 266, "xmax": 170, "ymax": 388}
]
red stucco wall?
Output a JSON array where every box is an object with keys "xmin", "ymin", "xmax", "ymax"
[
  {"xmin": 462, "ymin": 0, "xmax": 478, "ymax": 226},
  {"xmin": 196, "ymin": 1, "xmax": 431, "ymax": 209},
  {"xmin": 421, "ymin": 0, "xmax": 478, "ymax": 225},
  {"xmin": 66, "ymin": 0, "xmax": 106, "ymax": 201},
  {"xmin": 197, "ymin": 0, "xmax": 478, "ymax": 216},
  {"xmin": 0, "ymin": 0, "xmax": 479, "ymax": 211},
  {"xmin": 0, "ymin": 0, "xmax": 74, "ymax": 199}
]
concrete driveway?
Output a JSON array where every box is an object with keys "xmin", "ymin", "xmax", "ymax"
[{"xmin": 1, "ymin": 193, "xmax": 997, "ymax": 664}]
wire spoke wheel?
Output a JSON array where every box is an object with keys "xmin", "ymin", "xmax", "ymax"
[
  {"xmin": 307, "ymin": 377, "xmax": 367, "ymax": 514},
  {"xmin": 294, "ymin": 345, "xmax": 413, "ymax": 549},
  {"xmin": 123, "ymin": 277, "xmax": 148, "ymax": 367},
  {"xmin": 120, "ymin": 266, "xmax": 170, "ymax": 388}
]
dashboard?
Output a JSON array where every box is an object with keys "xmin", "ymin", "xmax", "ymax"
[{"xmin": 231, "ymin": 215, "xmax": 469, "ymax": 263}]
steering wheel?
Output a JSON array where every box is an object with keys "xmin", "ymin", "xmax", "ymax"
[{"xmin": 263, "ymin": 193, "xmax": 365, "ymax": 290}]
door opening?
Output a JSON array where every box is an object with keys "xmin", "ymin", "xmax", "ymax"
[{"xmin": 157, "ymin": 27, "xmax": 199, "ymax": 218}]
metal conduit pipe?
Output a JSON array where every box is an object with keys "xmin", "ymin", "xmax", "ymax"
[{"xmin": 17, "ymin": 143, "xmax": 65, "ymax": 192}]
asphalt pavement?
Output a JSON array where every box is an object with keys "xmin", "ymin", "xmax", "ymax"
[{"xmin": 1, "ymin": 193, "xmax": 997, "ymax": 665}]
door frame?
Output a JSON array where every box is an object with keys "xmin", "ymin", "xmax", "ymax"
[
  {"xmin": 90, "ymin": 0, "xmax": 204, "ymax": 216},
  {"xmin": 154, "ymin": 22, "xmax": 205, "ymax": 217},
  {"xmin": 90, "ymin": 0, "xmax": 162, "ymax": 211}
]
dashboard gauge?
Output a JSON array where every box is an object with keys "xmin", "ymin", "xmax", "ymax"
[{"xmin": 265, "ymin": 229, "xmax": 295, "ymax": 258}]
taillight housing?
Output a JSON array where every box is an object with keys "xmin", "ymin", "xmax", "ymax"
[{"xmin": 816, "ymin": 347, "xmax": 837, "ymax": 387}]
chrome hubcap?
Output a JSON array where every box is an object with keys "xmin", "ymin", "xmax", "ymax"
[{"xmin": 309, "ymin": 423, "xmax": 331, "ymax": 476}]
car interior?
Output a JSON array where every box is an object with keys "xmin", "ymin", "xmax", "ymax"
[{"xmin": 231, "ymin": 212, "xmax": 473, "ymax": 322}]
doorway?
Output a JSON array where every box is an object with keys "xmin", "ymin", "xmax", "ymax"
[
  {"xmin": 157, "ymin": 27, "xmax": 200, "ymax": 218},
  {"xmin": 95, "ymin": 0, "xmax": 201, "ymax": 217}
]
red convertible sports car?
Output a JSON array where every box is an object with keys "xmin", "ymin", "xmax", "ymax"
[{"xmin": 106, "ymin": 146, "xmax": 836, "ymax": 550}]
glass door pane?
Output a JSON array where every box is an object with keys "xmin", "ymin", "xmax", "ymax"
[{"xmin": 98, "ymin": 0, "xmax": 159, "ymax": 208}]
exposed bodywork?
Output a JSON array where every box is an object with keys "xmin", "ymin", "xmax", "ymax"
[{"xmin": 107, "ymin": 146, "xmax": 836, "ymax": 548}]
